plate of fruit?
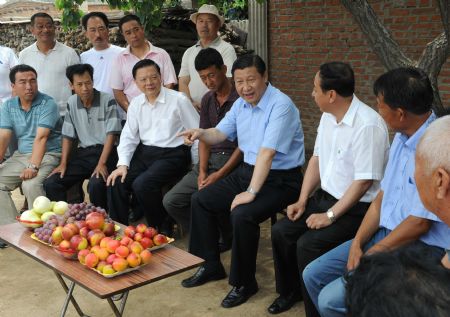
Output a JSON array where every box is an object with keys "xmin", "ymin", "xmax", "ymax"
[
  {"xmin": 78, "ymin": 236, "xmax": 153, "ymax": 278},
  {"xmin": 122, "ymin": 224, "xmax": 174, "ymax": 251}
]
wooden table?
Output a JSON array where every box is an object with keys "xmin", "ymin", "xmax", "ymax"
[{"xmin": 0, "ymin": 223, "xmax": 204, "ymax": 317}]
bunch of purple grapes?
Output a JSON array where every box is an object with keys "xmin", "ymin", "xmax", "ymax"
[
  {"xmin": 34, "ymin": 215, "xmax": 60, "ymax": 243},
  {"xmin": 66, "ymin": 202, "xmax": 109, "ymax": 222}
]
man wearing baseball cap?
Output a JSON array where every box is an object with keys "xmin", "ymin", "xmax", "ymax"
[{"xmin": 179, "ymin": 4, "xmax": 237, "ymax": 111}]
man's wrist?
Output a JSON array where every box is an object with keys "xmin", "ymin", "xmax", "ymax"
[
  {"xmin": 326, "ymin": 209, "xmax": 336, "ymax": 223},
  {"xmin": 246, "ymin": 186, "xmax": 258, "ymax": 196},
  {"xmin": 27, "ymin": 163, "xmax": 39, "ymax": 171}
]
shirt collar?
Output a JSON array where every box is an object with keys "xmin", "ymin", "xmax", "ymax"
[
  {"xmin": 123, "ymin": 41, "xmax": 156, "ymax": 56},
  {"xmin": 195, "ymin": 36, "xmax": 221, "ymax": 48},
  {"xmin": 340, "ymin": 95, "xmax": 360, "ymax": 127},
  {"xmin": 32, "ymin": 41, "xmax": 59, "ymax": 53},
  {"xmin": 243, "ymin": 83, "xmax": 273, "ymax": 111},
  {"xmin": 139, "ymin": 86, "xmax": 166, "ymax": 107},
  {"xmin": 76, "ymin": 89, "xmax": 101, "ymax": 109},
  {"xmin": 402, "ymin": 111, "xmax": 436, "ymax": 149}
]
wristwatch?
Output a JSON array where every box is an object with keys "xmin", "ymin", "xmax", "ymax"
[
  {"xmin": 326, "ymin": 209, "xmax": 336, "ymax": 223},
  {"xmin": 246, "ymin": 186, "xmax": 258, "ymax": 196},
  {"xmin": 27, "ymin": 163, "xmax": 39, "ymax": 171}
]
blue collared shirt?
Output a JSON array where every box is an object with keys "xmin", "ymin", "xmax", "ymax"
[
  {"xmin": 380, "ymin": 112, "xmax": 450, "ymax": 249},
  {"xmin": 0, "ymin": 92, "xmax": 62, "ymax": 154},
  {"xmin": 216, "ymin": 83, "xmax": 305, "ymax": 169}
]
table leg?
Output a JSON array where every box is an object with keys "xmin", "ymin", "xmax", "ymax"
[
  {"xmin": 107, "ymin": 291, "xmax": 129, "ymax": 317},
  {"xmin": 54, "ymin": 272, "xmax": 87, "ymax": 317}
]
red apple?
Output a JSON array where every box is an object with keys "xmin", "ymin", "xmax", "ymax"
[
  {"xmin": 124, "ymin": 225, "xmax": 136, "ymax": 239},
  {"xmin": 59, "ymin": 239, "xmax": 71, "ymax": 250},
  {"xmin": 86, "ymin": 212, "xmax": 105, "ymax": 230},
  {"xmin": 79, "ymin": 227, "xmax": 89, "ymax": 238},
  {"xmin": 75, "ymin": 220, "xmax": 87, "ymax": 229},
  {"xmin": 61, "ymin": 226, "xmax": 75, "ymax": 241},
  {"xmin": 65, "ymin": 223, "xmax": 79, "ymax": 235},
  {"xmin": 70, "ymin": 235, "xmax": 88, "ymax": 250},
  {"xmin": 51, "ymin": 226, "xmax": 64, "ymax": 245}
]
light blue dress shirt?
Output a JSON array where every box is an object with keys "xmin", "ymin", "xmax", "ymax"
[
  {"xmin": 216, "ymin": 84, "xmax": 305, "ymax": 169},
  {"xmin": 379, "ymin": 112, "xmax": 450, "ymax": 249}
]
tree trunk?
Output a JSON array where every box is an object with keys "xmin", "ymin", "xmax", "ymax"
[{"xmin": 341, "ymin": 0, "xmax": 449, "ymax": 116}]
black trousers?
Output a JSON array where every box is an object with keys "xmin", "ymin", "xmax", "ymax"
[
  {"xmin": 43, "ymin": 145, "xmax": 117, "ymax": 209},
  {"xmin": 271, "ymin": 189, "xmax": 369, "ymax": 317},
  {"xmin": 189, "ymin": 163, "xmax": 302, "ymax": 287},
  {"xmin": 107, "ymin": 144, "xmax": 190, "ymax": 227}
]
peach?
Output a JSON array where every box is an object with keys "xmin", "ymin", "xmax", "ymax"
[
  {"xmin": 96, "ymin": 260, "xmax": 107, "ymax": 272},
  {"xmin": 78, "ymin": 249, "xmax": 90, "ymax": 265},
  {"xmin": 106, "ymin": 253, "xmax": 117, "ymax": 265},
  {"xmin": 51, "ymin": 226, "xmax": 64, "ymax": 245},
  {"xmin": 85, "ymin": 253, "xmax": 99, "ymax": 268},
  {"xmin": 140, "ymin": 250, "xmax": 152, "ymax": 264},
  {"xmin": 153, "ymin": 234, "xmax": 168, "ymax": 246},
  {"xmin": 115, "ymin": 245, "xmax": 130, "ymax": 258},
  {"xmin": 143, "ymin": 227, "xmax": 158, "ymax": 239},
  {"xmin": 96, "ymin": 248, "xmax": 110, "ymax": 261},
  {"xmin": 127, "ymin": 253, "xmax": 141, "ymax": 268},
  {"xmin": 119, "ymin": 236, "xmax": 133, "ymax": 247},
  {"xmin": 89, "ymin": 231, "xmax": 106, "ymax": 247},
  {"xmin": 136, "ymin": 223, "xmax": 147, "ymax": 234},
  {"xmin": 70, "ymin": 235, "xmax": 88, "ymax": 251},
  {"xmin": 100, "ymin": 236, "xmax": 113, "ymax": 249},
  {"xmin": 124, "ymin": 225, "xmax": 136, "ymax": 239},
  {"xmin": 59, "ymin": 239, "xmax": 71, "ymax": 250},
  {"xmin": 102, "ymin": 264, "xmax": 116, "ymax": 275},
  {"xmin": 129, "ymin": 241, "xmax": 143, "ymax": 254},
  {"xmin": 112, "ymin": 257, "xmax": 128, "ymax": 272},
  {"xmin": 61, "ymin": 226, "xmax": 75, "ymax": 241},
  {"xmin": 79, "ymin": 227, "xmax": 89, "ymax": 238},
  {"xmin": 134, "ymin": 232, "xmax": 143, "ymax": 242},
  {"xmin": 106, "ymin": 239, "xmax": 120, "ymax": 253},
  {"xmin": 139, "ymin": 237, "xmax": 153, "ymax": 249}
]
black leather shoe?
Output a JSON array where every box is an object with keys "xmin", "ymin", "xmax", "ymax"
[
  {"xmin": 128, "ymin": 210, "xmax": 143, "ymax": 222},
  {"xmin": 181, "ymin": 265, "xmax": 226, "ymax": 288},
  {"xmin": 221, "ymin": 282, "xmax": 258, "ymax": 308},
  {"xmin": 268, "ymin": 292, "xmax": 302, "ymax": 314},
  {"xmin": 0, "ymin": 242, "xmax": 8, "ymax": 249}
]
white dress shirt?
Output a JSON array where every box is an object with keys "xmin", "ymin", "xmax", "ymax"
[
  {"xmin": 313, "ymin": 95, "xmax": 389, "ymax": 202},
  {"xmin": 0, "ymin": 46, "xmax": 18, "ymax": 103},
  {"xmin": 117, "ymin": 87, "xmax": 199, "ymax": 167}
]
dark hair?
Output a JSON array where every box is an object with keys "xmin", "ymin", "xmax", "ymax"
[
  {"xmin": 194, "ymin": 48, "xmax": 224, "ymax": 71},
  {"xmin": 345, "ymin": 244, "xmax": 450, "ymax": 317},
  {"xmin": 132, "ymin": 59, "xmax": 161, "ymax": 79},
  {"xmin": 9, "ymin": 64, "xmax": 37, "ymax": 83},
  {"xmin": 373, "ymin": 67, "xmax": 433, "ymax": 115},
  {"xmin": 119, "ymin": 14, "xmax": 141, "ymax": 33},
  {"xmin": 231, "ymin": 54, "xmax": 266, "ymax": 77},
  {"xmin": 66, "ymin": 64, "xmax": 94, "ymax": 83},
  {"xmin": 81, "ymin": 11, "xmax": 109, "ymax": 30},
  {"xmin": 30, "ymin": 12, "xmax": 54, "ymax": 26},
  {"xmin": 318, "ymin": 62, "xmax": 355, "ymax": 97}
]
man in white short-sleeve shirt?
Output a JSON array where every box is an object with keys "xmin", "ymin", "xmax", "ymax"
[
  {"xmin": 19, "ymin": 12, "xmax": 80, "ymax": 116},
  {"xmin": 0, "ymin": 46, "xmax": 18, "ymax": 104},
  {"xmin": 178, "ymin": 4, "xmax": 236, "ymax": 110},
  {"xmin": 268, "ymin": 62, "xmax": 389, "ymax": 315}
]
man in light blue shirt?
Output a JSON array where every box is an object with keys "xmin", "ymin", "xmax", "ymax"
[
  {"xmin": 179, "ymin": 54, "xmax": 305, "ymax": 308},
  {"xmin": 0, "ymin": 65, "xmax": 61, "ymax": 233},
  {"xmin": 302, "ymin": 67, "xmax": 450, "ymax": 317}
]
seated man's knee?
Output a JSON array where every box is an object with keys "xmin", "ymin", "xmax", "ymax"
[
  {"xmin": 22, "ymin": 178, "xmax": 40, "ymax": 193},
  {"xmin": 317, "ymin": 278, "xmax": 346, "ymax": 317},
  {"xmin": 89, "ymin": 176, "xmax": 106, "ymax": 190},
  {"xmin": 131, "ymin": 177, "xmax": 159, "ymax": 195},
  {"xmin": 230, "ymin": 207, "xmax": 250, "ymax": 227}
]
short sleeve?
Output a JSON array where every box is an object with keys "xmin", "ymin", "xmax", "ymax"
[
  {"xmin": 105, "ymin": 97, "xmax": 122, "ymax": 135},
  {"xmin": 0, "ymin": 101, "xmax": 13, "ymax": 130},
  {"xmin": 38, "ymin": 97, "xmax": 59, "ymax": 129},
  {"xmin": 110, "ymin": 55, "xmax": 124, "ymax": 90},
  {"xmin": 161, "ymin": 51, "xmax": 177, "ymax": 85},
  {"xmin": 178, "ymin": 49, "xmax": 191, "ymax": 78},
  {"xmin": 216, "ymin": 102, "xmax": 238, "ymax": 141},
  {"xmin": 62, "ymin": 104, "xmax": 77, "ymax": 139},
  {"xmin": 221, "ymin": 44, "xmax": 237, "ymax": 78},
  {"xmin": 261, "ymin": 102, "xmax": 299, "ymax": 154}
]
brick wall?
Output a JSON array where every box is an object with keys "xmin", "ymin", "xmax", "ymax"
[{"xmin": 268, "ymin": 0, "xmax": 450, "ymax": 157}]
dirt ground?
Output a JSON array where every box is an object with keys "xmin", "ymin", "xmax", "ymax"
[{"xmin": 0, "ymin": 188, "xmax": 306, "ymax": 317}]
